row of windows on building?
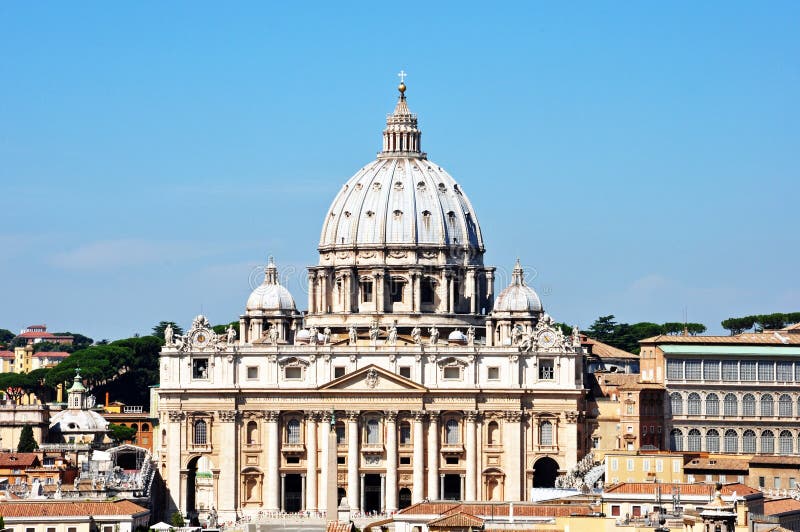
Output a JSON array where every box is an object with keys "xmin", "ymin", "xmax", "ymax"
[
  {"xmin": 669, "ymin": 427, "xmax": 799, "ymax": 454},
  {"xmin": 666, "ymin": 358, "xmax": 800, "ymax": 383},
  {"xmin": 188, "ymin": 418, "xmax": 557, "ymax": 447},
  {"xmin": 669, "ymin": 391, "xmax": 800, "ymax": 417}
]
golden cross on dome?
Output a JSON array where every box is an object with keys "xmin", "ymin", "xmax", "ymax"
[{"xmin": 397, "ymin": 70, "xmax": 407, "ymax": 84}]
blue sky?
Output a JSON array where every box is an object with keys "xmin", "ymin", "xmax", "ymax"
[{"xmin": 1, "ymin": 2, "xmax": 797, "ymax": 340}]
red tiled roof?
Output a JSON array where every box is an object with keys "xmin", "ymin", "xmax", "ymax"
[
  {"xmin": 32, "ymin": 351, "xmax": 69, "ymax": 358},
  {"xmin": 0, "ymin": 499, "xmax": 147, "ymax": 517},
  {"xmin": 640, "ymin": 333, "xmax": 800, "ymax": 346},
  {"xmin": 582, "ymin": 335, "xmax": 639, "ymax": 360},
  {"xmin": 0, "ymin": 351, "xmax": 14, "ymax": 359},
  {"xmin": 429, "ymin": 512, "xmax": 485, "ymax": 527},
  {"xmin": 764, "ymin": 498, "xmax": 800, "ymax": 516},
  {"xmin": 326, "ymin": 522, "xmax": 355, "ymax": 532},
  {"xmin": 397, "ymin": 502, "xmax": 462, "ymax": 515},
  {"xmin": 17, "ymin": 332, "xmax": 57, "ymax": 339},
  {"xmin": 604, "ymin": 482, "xmax": 759, "ymax": 497},
  {"xmin": 0, "ymin": 453, "xmax": 40, "ymax": 468},
  {"xmin": 398, "ymin": 502, "xmax": 595, "ymax": 518}
]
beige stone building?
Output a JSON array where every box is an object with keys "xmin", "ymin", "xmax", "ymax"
[{"xmin": 157, "ymin": 81, "xmax": 587, "ymax": 524}]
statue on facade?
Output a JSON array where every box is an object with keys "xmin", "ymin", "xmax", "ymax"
[
  {"xmin": 411, "ymin": 326, "xmax": 421, "ymax": 345},
  {"xmin": 323, "ymin": 327, "xmax": 331, "ymax": 345},
  {"xmin": 429, "ymin": 325, "xmax": 439, "ymax": 346},
  {"xmin": 348, "ymin": 326, "xmax": 357, "ymax": 346},
  {"xmin": 309, "ymin": 326, "xmax": 319, "ymax": 346},
  {"xmin": 207, "ymin": 506, "xmax": 218, "ymax": 528},
  {"xmin": 387, "ymin": 323, "xmax": 398, "ymax": 346},
  {"xmin": 571, "ymin": 325, "xmax": 581, "ymax": 348},
  {"xmin": 511, "ymin": 325, "xmax": 522, "ymax": 345},
  {"xmin": 467, "ymin": 325, "xmax": 475, "ymax": 346},
  {"xmin": 369, "ymin": 321, "xmax": 380, "ymax": 345},
  {"xmin": 226, "ymin": 324, "xmax": 237, "ymax": 345},
  {"xmin": 268, "ymin": 324, "xmax": 279, "ymax": 345},
  {"xmin": 164, "ymin": 323, "xmax": 174, "ymax": 346}
]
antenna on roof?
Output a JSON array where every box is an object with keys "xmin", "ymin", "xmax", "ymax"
[{"xmin": 682, "ymin": 307, "xmax": 688, "ymax": 336}]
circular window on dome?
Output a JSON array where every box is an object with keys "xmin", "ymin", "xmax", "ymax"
[
  {"xmin": 344, "ymin": 211, "xmax": 351, "ymax": 218},
  {"xmin": 393, "ymin": 210, "xmax": 403, "ymax": 218},
  {"xmin": 373, "ymin": 182, "xmax": 382, "ymax": 191},
  {"xmin": 438, "ymin": 183, "xmax": 447, "ymax": 193},
  {"xmin": 394, "ymin": 181, "xmax": 403, "ymax": 190},
  {"xmin": 417, "ymin": 181, "xmax": 426, "ymax": 190},
  {"xmin": 366, "ymin": 210, "xmax": 375, "ymax": 217},
  {"xmin": 355, "ymin": 183, "xmax": 363, "ymax": 190}
]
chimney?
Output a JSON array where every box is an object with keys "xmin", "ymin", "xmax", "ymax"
[{"xmin": 105, "ymin": 392, "xmax": 109, "ymax": 407}]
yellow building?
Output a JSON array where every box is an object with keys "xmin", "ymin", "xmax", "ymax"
[{"xmin": 604, "ymin": 450, "xmax": 685, "ymax": 484}]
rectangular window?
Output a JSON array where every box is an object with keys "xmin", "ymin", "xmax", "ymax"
[
  {"xmin": 627, "ymin": 459, "xmax": 634, "ymax": 471},
  {"xmin": 539, "ymin": 359, "xmax": 554, "ymax": 380},
  {"xmin": 611, "ymin": 505, "xmax": 620, "ymax": 517},
  {"xmin": 487, "ymin": 367, "xmax": 500, "ymax": 380},
  {"xmin": 790, "ymin": 477, "xmax": 797, "ymax": 489},
  {"xmin": 285, "ymin": 366, "xmax": 303, "ymax": 380},
  {"xmin": 722, "ymin": 360, "xmax": 738, "ymax": 381},
  {"xmin": 673, "ymin": 460, "xmax": 681, "ymax": 473},
  {"xmin": 759, "ymin": 476, "xmax": 765, "ymax": 488},
  {"xmin": 611, "ymin": 458, "xmax": 618, "ymax": 471},
  {"xmin": 666, "ymin": 359, "xmax": 683, "ymax": 380},
  {"xmin": 399, "ymin": 366, "xmax": 411, "ymax": 378},
  {"xmin": 400, "ymin": 456, "xmax": 411, "ymax": 465},
  {"xmin": 632, "ymin": 505, "xmax": 641, "ymax": 518},
  {"xmin": 192, "ymin": 358, "xmax": 209, "ymax": 379},
  {"xmin": 400, "ymin": 424, "xmax": 411, "ymax": 444},
  {"xmin": 795, "ymin": 362, "xmax": 800, "ymax": 382},
  {"xmin": 443, "ymin": 366, "xmax": 461, "ymax": 380},
  {"xmin": 685, "ymin": 360, "xmax": 701, "ymax": 380},
  {"xmin": 775, "ymin": 477, "xmax": 781, "ymax": 489},
  {"xmin": 68, "ymin": 528, "xmax": 78, "ymax": 532},
  {"xmin": 286, "ymin": 456, "xmax": 300, "ymax": 464},
  {"xmin": 445, "ymin": 456, "xmax": 459, "ymax": 465},
  {"xmin": 360, "ymin": 280, "xmax": 373, "ymax": 303},
  {"xmin": 592, "ymin": 437, "xmax": 600, "ymax": 449},
  {"xmin": 703, "ymin": 360, "xmax": 720, "ymax": 381},
  {"xmin": 389, "ymin": 278, "xmax": 405, "ymax": 303},
  {"xmin": 642, "ymin": 459, "xmax": 650, "ymax": 472},
  {"xmin": 777, "ymin": 362, "xmax": 793, "ymax": 382},
  {"xmin": 421, "ymin": 279, "xmax": 435, "ymax": 305},
  {"xmin": 740, "ymin": 361, "xmax": 756, "ymax": 381},
  {"xmin": 334, "ymin": 366, "xmax": 346, "ymax": 378},
  {"xmin": 758, "ymin": 361, "xmax": 775, "ymax": 382},
  {"xmin": 48, "ymin": 528, "xmax": 57, "ymax": 532},
  {"xmin": 337, "ymin": 456, "xmax": 346, "ymax": 465},
  {"xmin": 246, "ymin": 366, "xmax": 258, "ymax": 379},
  {"xmin": 719, "ymin": 475, "xmax": 726, "ymax": 483},
  {"xmin": 336, "ymin": 425, "xmax": 345, "ymax": 444},
  {"xmin": 104, "ymin": 526, "xmax": 114, "ymax": 532}
]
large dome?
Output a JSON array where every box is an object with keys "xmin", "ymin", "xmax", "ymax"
[
  {"xmin": 318, "ymin": 84, "xmax": 484, "ymax": 254},
  {"xmin": 319, "ymin": 157, "xmax": 484, "ymax": 250}
]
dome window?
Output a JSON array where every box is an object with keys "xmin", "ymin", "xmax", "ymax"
[
  {"xmin": 447, "ymin": 211, "xmax": 456, "ymax": 223},
  {"xmin": 373, "ymin": 182, "xmax": 382, "ymax": 191},
  {"xmin": 417, "ymin": 181, "xmax": 426, "ymax": 190},
  {"xmin": 394, "ymin": 181, "xmax": 404, "ymax": 190},
  {"xmin": 366, "ymin": 210, "xmax": 375, "ymax": 218},
  {"xmin": 393, "ymin": 210, "xmax": 403, "ymax": 218},
  {"xmin": 438, "ymin": 183, "xmax": 447, "ymax": 192},
  {"xmin": 355, "ymin": 183, "xmax": 363, "ymax": 190},
  {"xmin": 344, "ymin": 211, "xmax": 351, "ymax": 218}
]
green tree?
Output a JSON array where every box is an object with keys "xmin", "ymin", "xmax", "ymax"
[
  {"xmin": 721, "ymin": 316, "xmax": 756, "ymax": 335},
  {"xmin": 586, "ymin": 315, "xmax": 618, "ymax": 343},
  {"xmin": 661, "ymin": 322, "xmax": 684, "ymax": 335},
  {"xmin": 0, "ymin": 372, "xmax": 34, "ymax": 403},
  {"xmin": 212, "ymin": 321, "xmax": 240, "ymax": 336},
  {"xmin": 0, "ymin": 513, "xmax": 5, "ymax": 529},
  {"xmin": 0, "ymin": 328, "xmax": 14, "ymax": 345},
  {"xmin": 17, "ymin": 424, "xmax": 38, "ymax": 452},
  {"xmin": 153, "ymin": 321, "xmax": 183, "ymax": 341},
  {"xmin": 108, "ymin": 423, "xmax": 137, "ymax": 443},
  {"xmin": 171, "ymin": 510, "xmax": 186, "ymax": 527},
  {"xmin": 685, "ymin": 323, "xmax": 707, "ymax": 335}
]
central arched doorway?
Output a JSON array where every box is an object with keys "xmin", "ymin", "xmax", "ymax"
[
  {"xmin": 185, "ymin": 456, "xmax": 199, "ymax": 519},
  {"xmin": 533, "ymin": 457, "xmax": 560, "ymax": 488},
  {"xmin": 398, "ymin": 487, "xmax": 412, "ymax": 509},
  {"xmin": 363, "ymin": 474, "xmax": 382, "ymax": 513}
]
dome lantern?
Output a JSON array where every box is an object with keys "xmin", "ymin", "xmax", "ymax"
[{"xmin": 379, "ymin": 73, "xmax": 425, "ymax": 159}]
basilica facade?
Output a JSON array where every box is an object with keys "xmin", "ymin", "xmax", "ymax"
[{"xmin": 157, "ymin": 81, "xmax": 587, "ymax": 523}]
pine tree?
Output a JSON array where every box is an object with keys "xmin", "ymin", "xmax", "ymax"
[{"xmin": 17, "ymin": 424, "xmax": 38, "ymax": 453}]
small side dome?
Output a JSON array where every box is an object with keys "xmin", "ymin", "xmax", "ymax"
[
  {"xmin": 448, "ymin": 330, "xmax": 468, "ymax": 345},
  {"xmin": 246, "ymin": 257, "xmax": 297, "ymax": 313},
  {"xmin": 492, "ymin": 260, "xmax": 543, "ymax": 313}
]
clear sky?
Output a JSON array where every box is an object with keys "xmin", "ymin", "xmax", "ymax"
[{"xmin": 1, "ymin": 1, "xmax": 797, "ymax": 340}]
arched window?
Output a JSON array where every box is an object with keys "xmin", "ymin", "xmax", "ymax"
[
  {"xmin": 287, "ymin": 419, "xmax": 301, "ymax": 444},
  {"xmin": 399, "ymin": 422, "xmax": 411, "ymax": 445},
  {"xmin": 687, "ymin": 429, "xmax": 701, "ymax": 452},
  {"xmin": 445, "ymin": 419, "xmax": 459, "ymax": 445},
  {"xmin": 761, "ymin": 394, "xmax": 774, "ymax": 417},
  {"xmin": 743, "ymin": 430, "xmax": 756, "ymax": 453},
  {"xmin": 687, "ymin": 393, "xmax": 701, "ymax": 415},
  {"xmin": 706, "ymin": 429, "xmax": 720, "ymax": 453},
  {"xmin": 247, "ymin": 421, "xmax": 258, "ymax": 445},
  {"xmin": 336, "ymin": 422, "xmax": 345, "ymax": 445},
  {"xmin": 670, "ymin": 393, "xmax": 683, "ymax": 416},
  {"xmin": 487, "ymin": 421, "xmax": 499, "ymax": 445},
  {"xmin": 142, "ymin": 423, "xmax": 150, "ymax": 432},
  {"xmin": 724, "ymin": 429, "xmax": 738, "ymax": 453},
  {"xmin": 761, "ymin": 430, "xmax": 775, "ymax": 454},
  {"xmin": 724, "ymin": 394, "xmax": 738, "ymax": 417},
  {"xmin": 670, "ymin": 429, "xmax": 684, "ymax": 451},
  {"xmin": 193, "ymin": 420, "xmax": 207, "ymax": 446},
  {"xmin": 706, "ymin": 393, "xmax": 719, "ymax": 416},
  {"xmin": 742, "ymin": 394, "xmax": 756, "ymax": 417},
  {"xmin": 161, "ymin": 429, "xmax": 167, "ymax": 448},
  {"xmin": 540, "ymin": 421, "xmax": 553, "ymax": 446},
  {"xmin": 779, "ymin": 395, "xmax": 793, "ymax": 417},
  {"xmin": 780, "ymin": 430, "xmax": 793, "ymax": 455},
  {"xmin": 366, "ymin": 418, "xmax": 380, "ymax": 444}
]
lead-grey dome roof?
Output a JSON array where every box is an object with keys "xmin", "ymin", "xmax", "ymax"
[
  {"xmin": 246, "ymin": 257, "xmax": 297, "ymax": 313},
  {"xmin": 493, "ymin": 261, "xmax": 543, "ymax": 313},
  {"xmin": 319, "ymin": 157, "xmax": 484, "ymax": 250}
]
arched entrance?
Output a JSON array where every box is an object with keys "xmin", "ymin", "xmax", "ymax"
[
  {"xmin": 363, "ymin": 474, "xmax": 382, "ymax": 513},
  {"xmin": 185, "ymin": 457, "xmax": 199, "ymax": 524},
  {"xmin": 184, "ymin": 456, "xmax": 215, "ymax": 525},
  {"xmin": 398, "ymin": 487, "xmax": 412, "ymax": 509},
  {"xmin": 533, "ymin": 457, "xmax": 559, "ymax": 488}
]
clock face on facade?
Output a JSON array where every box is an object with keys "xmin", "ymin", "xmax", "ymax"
[
  {"xmin": 537, "ymin": 331, "xmax": 556, "ymax": 348},
  {"xmin": 192, "ymin": 330, "xmax": 210, "ymax": 348}
]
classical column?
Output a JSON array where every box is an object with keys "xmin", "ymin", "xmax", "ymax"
[
  {"xmin": 412, "ymin": 411, "xmax": 426, "ymax": 503},
  {"xmin": 306, "ymin": 412, "xmax": 318, "ymax": 511},
  {"xmin": 427, "ymin": 412, "xmax": 440, "ymax": 500},
  {"xmin": 375, "ymin": 271, "xmax": 385, "ymax": 313},
  {"xmin": 465, "ymin": 411, "xmax": 478, "ymax": 501},
  {"xmin": 320, "ymin": 412, "xmax": 331, "ymax": 515},
  {"xmin": 447, "ymin": 273, "xmax": 454, "ymax": 314},
  {"xmin": 217, "ymin": 410, "xmax": 239, "ymax": 516},
  {"xmin": 385, "ymin": 411, "xmax": 398, "ymax": 512},
  {"xmin": 504, "ymin": 411, "xmax": 522, "ymax": 501},
  {"xmin": 380, "ymin": 474, "xmax": 386, "ymax": 513},
  {"xmin": 166, "ymin": 411, "xmax": 184, "ymax": 517},
  {"xmin": 440, "ymin": 474, "xmax": 445, "ymax": 499},
  {"xmin": 239, "ymin": 317, "xmax": 248, "ymax": 344},
  {"xmin": 319, "ymin": 273, "xmax": 327, "ymax": 313},
  {"xmin": 308, "ymin": 272, "xmax": 316, "ymax": 314},
  {"xmin": 467, "ymin": 268, "xmax": 477, "ymax": 314},
  {"xmin": 301, "ymin": 474, "xmax": 307, "ymax": 511},
  {"xmin": 412, "ymin": 271, "xmax": 421, "ymax": 313},
  {"xmin": 360, "ymin": 474, "xmax": 366, "ymax": 511},
  {"xmin": 280, "ymin": 474, "xmax": 286, "ymax": 512},
  {"xmin": 265, "ymin": 411, "xmax": 280, "ymax": 511},
  {"xmin": 347, "ymin": 411, "xmax": 360, "ymax": 511}
]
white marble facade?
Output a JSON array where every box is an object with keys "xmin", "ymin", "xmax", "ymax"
[{"xmin": 157, "ymin": 80, "xmax": 586, "ymax": 524}]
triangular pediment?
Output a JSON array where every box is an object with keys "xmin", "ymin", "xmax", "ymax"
[{"xmin": 318, "ymin": 364, "xmax": 427, "ymax": 392}]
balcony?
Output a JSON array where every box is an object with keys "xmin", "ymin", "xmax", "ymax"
[
  {"xmin": 441, "ymin": 442, "xmax": 464, "ymax": 454},
  {"xmin": 281, "ymin": 442, "xmax": 305, "ymax": 455},
  {"xmin": 361, "ymin": 442, "xmax": 384, "ymax": 454}
]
